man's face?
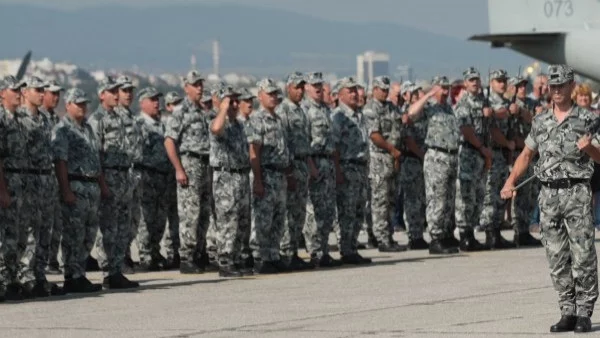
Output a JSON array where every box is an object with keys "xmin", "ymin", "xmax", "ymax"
[
  {"xmin": 24, "ymin": 87, "xmax": 44, "ymax": 107},
  {"xmin": 357, "ymin": 87, "xmax": 366, "ymax": 107},
  {"xmin": 373, "ymin": 87, "xmax": 388, "ymax": 102},
  {"xmin": 100, "ymin": 88, "xmax": 119, "ymax": 108},
  {"xmin": 184, "ymin": 81, "xmax": 203, "ymax": 103},
  {"xmin": 306, "ymin": 83, "xmax": 323, "ymax": 102},
  {"xmin": 339, "ymin": 86, "xmax": 358, "ymax": 108},
  {"xmin": 43, "ymin": 90, "xmax": 61, "ymax": 109},
  {"xmin": 259, "ymin": 91, "xmax": 278, "ymax": 110},
  {"xmin": 1, "ymin": 88, "xmax": 22, "ymax": 108},
  {"xmin": 323, "ymin": 84, "xmax": 332, "ymax": 105},
  {"xmin": 118, "ymin": 87, "xmax": 134, "ymax": 107},
  {"xmin": 549, "ymin": 81, "xmax": 575, "ymax": 105},
  {"xmin": 141, "ymin": 97, "xmax": 160, "ymax": 116},
  {"xmin": 464, "ymin": 77, "xmax": 480, "ymax": 94},
  {"xmin": 287, "ymin": 82, "xmax": 305, "ymax": 103},
  {"xmin": 67, "ymin": 102, "xmax": 87, "ymax": 119},
  {"xmin": 239, "ymin": 99, "xmax": 253, "ymax": 116},
  {"xmin": 516, "ymin": 83, "xmax": 527, "ymax": 97},
  {"xmin": 388, "ymin": 83, "xmax": 401, "ymax": 104},
  {"xmin": 491, "ymin": 78, "xmax": 507, "ymax": 94}
]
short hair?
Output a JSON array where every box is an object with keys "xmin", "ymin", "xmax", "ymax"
[{"xmin": 572, "ymin": 83, "xmax": 593, "ymax": 101}]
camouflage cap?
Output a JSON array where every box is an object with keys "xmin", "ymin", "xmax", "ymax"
[
  {"xmin": 64, "ymin": 88, "xmax": 90, "ymax": 104},
  {"xmin": 431, "ymin": 75, "xmax": 451, "ymax": 87},
  {"xmin": 183, "ymin": 70, "xmax": 204, "ymax": 85},
  {"xmin": 286, "ymin": 72, "xmax": 306, "ymax": 86},
  {"xmin": 256, "ymin": 78, "xmax": 279, "ymax": 94},
  {"xmin": 0, "ymin": 75, "xmax": 26, "ymax": 91},
  {"xmin": 410, "ymin": 84, "xmax": 422, "ymax": 93},
  {"xmin": 306, "ymin": 72, "xmax": 324, "ymax": 85},
  {"xmin": 116, "ymin": 75, "xmax": 135, "ymax": 89},
  {"xmin": 164, "ymin": 91, "xmax": 183, "ymax": 105},
  {"xmin": 238, "ymin": 88, "xmax": 256, "ymax": 100},
  {"xmin": 463, "ymin": 67, "xmax": 480, "ymax": 80},
  {"xmin": 490, "ymin": 69, "xmax": 508, "ymax": 80},
  {"xmin": 137, "ymin": 87, "xmax": 163, "ymax": 102},
  {"xmin": 44, "ymin": 79, "xmax": 64, "ymax": 92},
  {"xmin": 508, "ymin": 76, "xmax": 528, "ymax": 87},
  {"xmin": 372, "ymin": 76, "xmax": 391, "ymax": 90},
  {"xmin": 400, "ymin": 81, "xmax": 414, "ymax": 94},
  {"xmin": 201, "ymin": 90, "xmax": 212, "ymax": 103},
  {"xmin": 210, "ymin": 81, "xmax": 227, "ymax": 95},
  {"xmin": 24, "ymin": 75, "xmax": 46, "ymax": 89},
  {"xmin": 547, "ymin": 64, "xmax": 574, "ymax": 85},
  {"xmin": 218, "ymin": 86, "xmax": 241, "ymax": 100},
  {"xmin": 97, "ymin": 76, "xmax": 121, "ymax": 95},
  {"xmin": 336, "ymin": 76, "xmax": 359, "ymax": 90}
]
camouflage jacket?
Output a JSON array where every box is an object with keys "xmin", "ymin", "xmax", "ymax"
[
  {"xmin": 454, "ymin": 91, "xmax": 488, "ymax": 145},
  {"xmin": 414, "ymin": 99, "xmax": 460, "ymax": 151},
  {"xmin": 332, "ymin": 102, "xmax": 369, "ymax": 162},
  {"xmin": 305, "ymin": 97, "xmax": 335, "ymax": 156},
  {"xmin": 88, "ymin": 105, "xmax": 131, "ymax": 169},
  {"xmin": 52, "ymin": 114, "xmax": 101, "ymax": 177},
  {"xmin": 246, "ymin": 106, "xmax": 290, "ymax": 168},
  {"xmin": 20, "ymin": 107, "xmax": 54, "ymax": 170},
  {"xmin": 164, "ymin": 97, "xmax": 210, "ymax": 155},
  {"xmin": 277, "ymin": 97, "xmax": 311, "ymax": 159},
  {"xmin": 363, "ymin": 98, "xmax": 400, "ymax": 154},
  {"xmin": 134, "ymin": 113, "xmax": 171, "ymax": 173},
  {"xmin": 209, "ymin": 116, "xmax": 250, "ymax": 170},
  {"xmin": 0, "ymin": 107, "xmax": 29, "ymax": 169}
]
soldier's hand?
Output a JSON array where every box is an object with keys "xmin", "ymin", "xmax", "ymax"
[
  {"xmin": 62, "ymin": 190, "xmax": 76, "ymax": 206},
  {"xmin": 428, "ymin": 85, "xmax": 443, "ymax": 97},
  {"xmin": 479, "ymin": 146, "xmax": 492, "ymax": 161},
  {"xmin": 253, "ymin": 180, "xmax": 265, "ymax": 198},
  {"xmin": 394, "ymin": 157, "xmax": 401, "ymax": 171},
  {"xmin": 176, "ymin": 169, "xmax": 188, "ymax": 187},
  {"xmin": 0, "ymin": 190, "xmax": 11, "ymax": 209},
  {"xmin": 500, "ymin": 182, "xmax": 516, "ymax": 200},
  {"xmin": 577, "ymin": 134, "xmax": 593, "ymax": 151},
  {"xmin": 484, "ymin": 155, "xmax": 492, "ymax": 171},
  {"xmin": 509, "ymin": 103, "xmax": 519, "ymax": 115},
  {"xmin": 483, "ymin": 107, "xmax": 493, "ymax": 118},
  {"xmin": 219, "ymin": 97, "xmax": 231, "ymax": 113},
  {"xmin": 391, "ymin": 148, "xmax": 401, "ymax": 160},
  {"xmin": 401, "ymin": 114, "xmax": 411, "ymax": 125}
]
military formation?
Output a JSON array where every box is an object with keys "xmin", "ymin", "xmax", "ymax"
[{"xmin": 0, "ymin": 64, "xmax": 597, "ymax": 332}]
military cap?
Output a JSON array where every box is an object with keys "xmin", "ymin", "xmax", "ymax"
[
  {"xmin": 431, "ymin": 75, "xmax": 451, "ymax": 87},
  {"xmin": 463, "ymin": 67, "xmax": 480, "ymax": 80},
  {"xmin": 238, "ymin": 88, "xmax": 256, "ymax": 100},
  {"xmin": 306, "ymin": 72, "xmax": 324, "ymax": 85},
  {"xmin": 44, "ymin": 79, "xmax": 64, "ymax": 92},
  {"xmin": 286, "ymin": 72, "xmax": 306, "ymax": 86},
  {"xmin": 164, "ymin": 91, "xmax": 183, "ymax": 105},
  {"xmin": 508, "ymin": 76, "xmax": 528, "ymax": 87},
  {"xmin": 116, "ymin": 75, "xmax": 135, "ymax": 89},
  {"xmin": 210, "ymin": 81, "xmax": 227, "ymax": 96},
  {"xmin": 336, "ymin": 76, "xmax": 359, "ymax": 90},
  {"xmin": 0, "ymin": 75, "xmax": 26, "ymax": 91},
  {"xmin": 256, "ymin": 78, "xmax": 279, "ymax": 93},
  {"xmin": 24, "ymin": 75, "xmax": 46, "ymax": 89},
  {"xmin": 490, "ymin": 69, "xmax": 508, "ymax": 80},
  {"xmin": 137, "ymin": 87, "xmax": 163, "ymax": 102},
  {"xmin": 64, "ymin": 88, "xmax": 90, "ymax": 104},
  {"xmin": 372, "ymin": 76, "xmax": 391, "ymax": 90},
  {"xmin": 218, "ymin": 86, "xmax": 241, "ymax": 100},
  {"xmin": 547, "ymin": 64, "xmax": 574, "ymax": 85},
  {"xmin": 410, "ymin": 84, "xmax": 422, "ymax": 93},
  {"xmin": 400, "ymin": 81, "xmax": 414, "ymax": 94},
  {"xmin": 201, "ymin": 90, "xmax": 212, "ymax": 103},
  {"xmin": 183, "ymin": 70, "xmax": 204, "ymax": 85},
  {"xmin": 97, "ymin": 76, "xmax": 121, "ymax": 95}
]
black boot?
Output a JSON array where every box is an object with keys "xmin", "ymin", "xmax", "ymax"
[
  {"xmin": 459, "ymin": 231, "xmax": 487, "ymax": 252},
  {"xmin": 218, "ymin": 262, "xmax": 243, "ymax": 278},
  {"xmin": 429, "ymin": 239, "xmax": 459, "ymax": 255},
  {"xmin": 367, "ymin": 229, "xmax": 378, "ymax": 248},
  {"xmin": 102, "ymin": 273, "xmax": 139, "ymax": 289},
  {"xmin": 46, "ymin": 261, "xmax": 63, "ymax": 275},
  {"xmin": 378, "ymin": 240, "xmax": 407, "ymax": 252},
  {"xmin": 485, "ymin": 229, "xmax": 516, "ymax": 250},
  {"xmin": 514, "ymin": 232, "xmax": 543, "ymax": 248},
  {"xmin": 122, "ymin": 256, "xmax": 136, "ymax": 274},
  {"xmin": 444, "ymin": 234, "xmax": 460, "ymax": 248},
  {"xmin": 311, "ymin": 254, "xmax": 343, "ymax": 268},
  {"xmin": 550, "ymin": 315, "xmax": 577, "ymax": 332},
  {"xmin": 86, "ymin": 256, "xmax": 100, "ymax": 271},
  {"xmin": 574, "ymin": 316, "xmax": 592, "ymax": 333},
  {"xmin": 408, "ymin": 238, "xmax": 429, "ymax": 250}
]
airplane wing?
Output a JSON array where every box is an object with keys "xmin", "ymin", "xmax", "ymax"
[{"xmin": 469, "ymin": 32, "xmax": 563, "ymax": 47}]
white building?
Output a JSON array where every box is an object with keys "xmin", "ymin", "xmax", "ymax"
[{"xmin": 356, "ymin": 51, "xmax": 390, "ymax": 88}]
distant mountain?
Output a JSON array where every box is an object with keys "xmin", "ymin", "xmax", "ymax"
[{"xmin": 0, "ymin": 3, "xmax": 532, "ymax": 79}]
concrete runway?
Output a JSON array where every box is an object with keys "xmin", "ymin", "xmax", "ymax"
[{"xmin": 1, "ymin": 230, "xmax": 599, "ymax": 338}]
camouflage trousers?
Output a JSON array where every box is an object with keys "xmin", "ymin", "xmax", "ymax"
[
  {"xmin": 136, "ymin": 170, "xmax": 169, "ymax": 263},
  {"xmin": 128, "ymin": 169, "xmax": 142, "ymax": 259},
  {"xmin": 177, "ymin": 156, "xmax": 212, "ymax": 263},
  {"xmin": 368, "ymin": 152, "xmax": 395, "ymax": 244},
  {"xmin": 250, "ymin": 169, "xmax": 287, "ymax": 261},
  {"xmin": 539, "ymin": 183, "xmax": 598, "ymax": 318},
  {"xmin": 336, "ymin": 162, "xmax": 368, "ymax": 256},
  {"xmin": 30, "ymin": 175, "xmax": 58, "ymax": 282},
  {"xmin": 480, "ymin": 150, "xmax": 508, "ymax": 230},
  {"xmin": 163, "ymin": 172, "xmax": 180, "ymax": 260},
  {"xmin": 62, "ymin": 181, "xmax": 100, "ymax": 279},
  {"xmin": 304, "ymin": 156, "xmax": 336, "ymax": 258},
  {"xmin": 96, "ymin": 170, "xmax": 133, "ymax": 277},
  {"xmin": 455, "ymin": 147, "xmax": 485, "ymax": 234},
  {"xmin": 423, "ymin": 149, "xmax": 457, "ymax": 240},
  {"xmin": 213, "ymin": 169, "xmax": 251, "ymax": 265},
  {"xmin": 510, "ymin": 162, "xmax": 535, "ymax": 233},
  {"xmin": 280, "ymin": 159, "xmax": 309, "ymax": 257},
  {"xmin": 400, "ymin": 156, "xmax": 426, "ymax": 240},
  {"xmin": 48, "ymin": 193, "xmax": 63, "ymax": 266}
]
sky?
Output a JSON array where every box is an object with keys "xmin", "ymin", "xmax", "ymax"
[{"xmin": 0, "ymin": 0, "xmax": 490, "ymax": 39}]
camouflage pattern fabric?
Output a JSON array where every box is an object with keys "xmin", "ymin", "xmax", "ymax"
[
  {"xmin": 400, "ymin": 157, "xmax": 425, "ymax": 239},
  {"xmin": 160, "ymin": 113, "xmax": 179, "ymax": 260}
]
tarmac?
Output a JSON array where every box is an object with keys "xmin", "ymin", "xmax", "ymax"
[{"xmin": 1, "ymin": 230, "xmax": 599, "ymax": 338}]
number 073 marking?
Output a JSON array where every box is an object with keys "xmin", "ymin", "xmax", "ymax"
[{"xmin": 544, "ymin": 0, "xmax": 574, "ymax": 17}]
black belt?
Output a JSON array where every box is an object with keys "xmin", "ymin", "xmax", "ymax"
[
  {"xmin": 428, "ymin": 146, "xmax": 458, "ymax": 155},
  {"xmin": 103, "ymin": 166, "xmax": 130, "ymax": 172},
  {"xmin": 212, "ymin": 166, "xmax": 250, "ymax": 174},
  {"xmin": 68, "ymin": 174, "xmax": 98, "ymax": 183},
  {"xmin": 340, "ymin": 159, "xmax": 368, "ymax": 165},
  {"xmin": 133, "ymin": 163, "xmax": 170, "ymax": 175},
  {"xmin": 461, "ymin": 142, "xmax": 480, "ymax": 151},
  {"xmin": 261, "ymin": 165, "xmax": 286, "ymax": 172},
  {"xmin": 180, "ymin": 151, "xmax": 209, "ymax": 162},
  {"xmin": 541, "ymin": 178, "xmax": 588, "ymax": 189},
  {"xmin": 4, "ymin": 168, "xmax": 52, "ymax": 175},
  {"xmin": 312, "ymin": 154, "xmax": 332, "ymax": 159}
]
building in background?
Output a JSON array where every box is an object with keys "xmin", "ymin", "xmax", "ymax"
[
  {"xmin": 356, "ymin": 51, "xmax": 389, "ymax": 87},
  {"xmin": 394, "ymin": 64, "xmax": 414, "ymax": 82}
]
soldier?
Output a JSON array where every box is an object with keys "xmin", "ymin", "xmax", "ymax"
[
  {"xmin": 88, "ymin": 77, "xmax": 139, "ymax": 289},
  {"xmin": 164, "ymin": 70, "xmax": 212, "ymax": 273},
  {"xmin": 0, "ymin": 76, "xmax": 28, "ymax": 300},
  {"xmin": 132, "ymin": 87, "xmax": 171, "ymax": 271},
  {"xmin": 237, "ymin": 88, "xmax": 255, "ymax": 121},
  {"xmin": 501, "ymin": 65, "xmax": 598, "ymax": 333},
  {"xmin": 363, "ymin": 76, "xmax": 404, "ymax": 251},
  {"xmin": 323, "ymin": 82, "xmax": 333, "ymax": 108},
  {"xmin": 51, "ymin": 88, "xmax": 103, "ymax": 293},
  {"xmin": 200, "ymin": 90, "xmax": 213, "ymax": 113},
  {"xmin": 332, "ymin": 76, "xmax": 372, "ymax": 264},
  {"xmin": 209, "ymin": 87, "xmax": 253, "ymax": 277},
  {"xmin": 357, "ymin": 84, "xmax": 366, "ymax": 108},
  {"xmin": 453, "ymin": 67, "xmax": 491, "ymax": 252},
  {"xmin": 277, "ymin": 72, "xmax": 316, "ymax": 270},
  {"xmin": 407, "ymin": 76, "xmax": 460, "ymax": 255},
  {"xmin": 40, "ymin": 80, "xmax": 65, "ymax": 275},
  {"xmin": 303, "ymin": 72, "xmax": 343, "ymax": 267},
  {"xmin": 507, "ymin": 76, "xmax": 543, "ymax": 247},
  {"xmin": 480, "ymin": 69, "xmax": 516, "ymax": 249},
  {"xmin": 246, "ymin": 78, "xmax": 291, "ymax": 273}
]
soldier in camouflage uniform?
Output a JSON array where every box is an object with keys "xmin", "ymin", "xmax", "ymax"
[
  {"xmin": 209, "ymin": 88, "xmax": 253, "ymax": 277},
  {"xmin": 277, "ymin": 72, "xmax": 316, "ymax": 270},
  {"xmin": 332, "ymin": 76, "xmax": 372, "ymax": 264},
  {"xmin": 407, "ymin": 76, "xmax": 460, "ymax": 255},
  {"xmin": 132, "ymin": 87, "xmax": 171, "ymax": 271},
  {"xmin": 0, "ymin": 76, "xmax": 28, "ymax": 300},
  {"xmin": 501, "ymin": 65, "xmax": 598, "ymax": 333},
  {"xmin": 481, "ymin": 69, "xmax": 516, "ymax": 249},
  {"xmin": 51, "ymin": 88, "xmax": 103, "ymax": 294},
  {"xmin": 507, "ymin": 76, "xmax": 542, "ymax": 247},
  {"xmin": 303, "ymin": 72, "xmax": 343, "ymax": 267},
  {"xmin": 363, "ymin": 76, "xmax": 405, "ymax": 252},
  {"xmin": 164, "ymin": 71, "xmax": 212, "ymax": 274},
  {"xmin": 453, "ymin": 67, "xmax": 490, "ymax": 252},
  {"xmin": 40, "ymin": 80, "xmax": 65, "ymax": 275},
  {"xmin": 88, "ymin": 77, "xmax": 139, "ymax": 289}
]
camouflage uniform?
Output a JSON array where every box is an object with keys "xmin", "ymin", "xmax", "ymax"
[{"xmin": 237, "ymin": 113, "xmax": 253, "ymax": 265}]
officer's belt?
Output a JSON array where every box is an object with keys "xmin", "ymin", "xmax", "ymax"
[
  {"xmin": 541, "ymin": 178, "xmax": 588, "ymax": 189},
  {"xmin": 261, "ymin": 165, "xmax": 286, "ymax": 172},
  {"xmin": 133, "ymin": 163, "xmax": 170, "ymax": 175},
  {"xmin": 68, "ymin": 174, "xmax": 98, "ymax": 183},
  {"xmin": 427, "ymin": 146, "xmax": 458, "ymax": 155},
  {"xmin": 102, "ymin": 165, "xmax": 130, "ymax": 172},
  {"xmin": 340, "ymin": 159, "xmax": 367, "ymax": 165},
  {"xmin": 4, "ymin": 168, "xmax": 52, "ymax": 175},
  {"xmin": 180, "ymin": 151, "xmax": 209, "ymax": 163},
  {"xmin": 212, "ymin": 166, "xmax": 250, "ymax": 174}
]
